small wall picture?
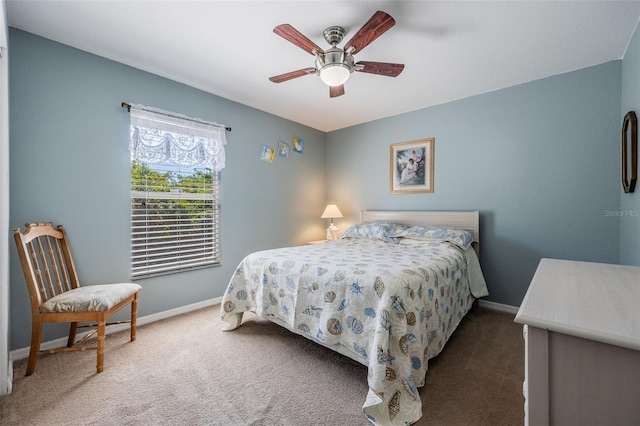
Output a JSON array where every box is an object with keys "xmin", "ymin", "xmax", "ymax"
[
  {"xmin": 390, "ymin": 138, "xmax": 434, "ymax": 194},
  {"xmin": 278, "ymin": 140, "xmax": 290, "ymax": 159},
  {"xmin": 293, "ymin": 136, "xmax": 304, "ymax": 154},
  {"xmin": 260, "ymin": 145, "xmax": 275, "ymax": 164}
]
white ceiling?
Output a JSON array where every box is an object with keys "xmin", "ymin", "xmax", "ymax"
[{"xmin": 7, "ymin": 1, "xmax": 640, "ymax": 132}]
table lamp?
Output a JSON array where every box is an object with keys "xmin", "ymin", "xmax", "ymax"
[{"xmin": 321, "ymin": 204, "xmax": 343, "ymax": 240}]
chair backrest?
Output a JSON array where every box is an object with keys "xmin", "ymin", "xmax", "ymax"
[{"xmin": 13, "ymin": 223, "xmax": 80, "ymax": 312}]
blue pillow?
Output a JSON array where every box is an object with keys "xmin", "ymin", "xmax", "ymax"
[
  {"xmin": 340, "ymin": 222, "xmax": 407, "ymax": 244},
  {"xmin": 388, "ymin": 225, "xmax": 474, "ymax": 250}
]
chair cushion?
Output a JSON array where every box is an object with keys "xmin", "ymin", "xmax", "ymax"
[{"xmin": 40, "ymin": 284, "xmax": 142, "ymax": 313}]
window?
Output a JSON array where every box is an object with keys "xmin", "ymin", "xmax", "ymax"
[
  {"xmin": 130, "ymin": 161, "xmax": 220, "ymax": 278},
  {"xmin": 127, "ymin": 104, "xmax": 227, "ymax": 278}
]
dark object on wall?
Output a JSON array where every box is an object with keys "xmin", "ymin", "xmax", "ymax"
[{"xmin": 622, "ymin": 111, "xmax": 637, "ymax": 193}]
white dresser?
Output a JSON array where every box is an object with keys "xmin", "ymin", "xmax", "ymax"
[{"xmin": 515, "ymin": 258, "xmax": 640, "ymax": 426}]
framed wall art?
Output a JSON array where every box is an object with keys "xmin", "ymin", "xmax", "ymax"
[
  {"xmin": 390, "ymin": 138, "xmax": 434, "ymax": 194},
  {"xmin": 292, "ymin": 136, "xmax": 304, "ymax": 154},
  {"xmin": 278, "ymin": 140, "xmax": 290, "ymax": 159},
  {"xmin": 260, "ymin": 145, "xmax": 275, "ymax": 164}
]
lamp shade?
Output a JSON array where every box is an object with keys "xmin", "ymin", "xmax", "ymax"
[
  {"xmin": 319, "ymin": 64, "xmax": 350, "ymax": 87},
  {"xmin": 321, "ymin": 204, "xmax": 343, "ymax": 219}
]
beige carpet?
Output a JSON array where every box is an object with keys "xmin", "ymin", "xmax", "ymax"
[{"xmin": 0, "ymin": 305, "xmax": 524, "ymax": 425}]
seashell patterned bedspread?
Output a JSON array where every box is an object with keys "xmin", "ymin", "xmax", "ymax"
[{"xmin": 220, "ymin": 238, "xmax": 488, "ymax": 425}]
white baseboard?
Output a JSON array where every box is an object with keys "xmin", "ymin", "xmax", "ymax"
[
  {"xmin": 478, "ymin": 299, "xmax": 520, "ymax": 315},
  {"xmin": 9, "ymin": 297, "xmax": 222, "ymax": 362}
]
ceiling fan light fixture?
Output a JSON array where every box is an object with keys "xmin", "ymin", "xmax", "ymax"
[
  {"xmin": 270, "ymin": 11, "xmax": 403, "ymax": 97},
  {"xmin": 319, "ymin": 64, "xmax": 350, "ymax": 87}
]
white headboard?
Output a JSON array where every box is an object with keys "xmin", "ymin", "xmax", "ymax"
[{"xmin": 361, "ymin": 210, "xmax": 480, "ymax": 255}]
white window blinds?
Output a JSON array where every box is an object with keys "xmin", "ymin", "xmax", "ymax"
[{"xmin": 128, "ymin": 104, "xmax": 227, "ymax": 278}]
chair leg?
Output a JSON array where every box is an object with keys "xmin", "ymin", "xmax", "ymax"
[
  {"xmin": 67, "ymin": 322, "xmax": 78, "ymax": 347},
  {"xmin": 131, "ymin": 293, "xmax": 138, "ymax": 342},
  {"xmin": 96, "ymin": 320, "xmax": 105, "ymax": 374},
  {"xmin": 26, "ymin": 321, "xmax": 42, "ymax": 376}
]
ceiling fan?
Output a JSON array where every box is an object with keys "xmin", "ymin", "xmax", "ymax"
[{"xmin": 269, "ymin": 10, "xmax": 405, "ymax": 98}]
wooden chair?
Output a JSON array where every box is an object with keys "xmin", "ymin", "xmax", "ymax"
[{"xmin": 13, "ymin": 222, "xmax": 141, "ymax": 376}]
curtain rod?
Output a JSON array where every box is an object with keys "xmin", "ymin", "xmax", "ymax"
[{"xmin": 121, "ymin": 102, "xmax": 231, "ymax": 132}]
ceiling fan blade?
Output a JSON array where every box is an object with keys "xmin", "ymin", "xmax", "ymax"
[
  {"xmin": 273, "ymin": 24, "xmax": 324, "ymax": 55},
  {"xmin": 269, "ymin": 68, "xmax": 316, "ymax": 83},
  {"xmin": 329, "ymin": 85, "xmax": 345, "ymax": 98},
  {"xmin": 355, "ymin": 61, "xmax": 405, "ymax": 77},
  {"xmin": 343, "ymin": 10, "xmax": 396, "ymax": 54}
]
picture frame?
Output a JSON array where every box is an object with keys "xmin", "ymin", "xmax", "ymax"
[
  {"xmin": 390, "ymin": 138, "xmax": 434, "ymax": 194},
  {"xmin": 292, "ymin": 136, "xmax": 304, "ymax": 154},
  {"xmin": 278, "ymin": 140, "xmax": 290, "ymax": 159},
  {"xmin": 260, "ymin": 145, "xmax": 275, "ymax": 164}
]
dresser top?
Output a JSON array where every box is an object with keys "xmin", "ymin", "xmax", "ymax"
[{"xmin": 515, "ymin": 258, "xmax": 640, "ymax": 351}]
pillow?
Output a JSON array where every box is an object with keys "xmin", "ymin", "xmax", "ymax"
[
  {"xmin": 388, "ymin": 225, "xmax": 474, "ymax": 250},
  {"xmin": 340, "ymin": 222, "xmax": 407, "ymax": 244}
]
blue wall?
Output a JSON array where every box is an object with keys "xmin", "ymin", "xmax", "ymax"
[
  {"xmin": 8, "ymin": 29, "xmax": 327, "ymax": 350},
  {"xmin": 326, "ymin": 62, "xmax": 623, "ymax": 307},
  {"xmin": 9, "ymin": 24, "xmax": 638, "ymax": 350},
  {"xmin": 621, "ymin": 22, "xmax": 640, "ymax": 266}
]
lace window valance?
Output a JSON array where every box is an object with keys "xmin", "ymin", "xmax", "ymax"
[{"xmin": 128, "ymin": 104, "xmax": 228, "ymax": 171}]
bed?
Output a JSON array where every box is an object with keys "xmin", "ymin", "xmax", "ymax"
[{"xmin": 220, "ymin": 210, "xmax": 489, "ymax": 425}]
